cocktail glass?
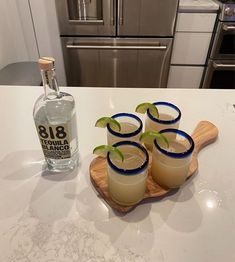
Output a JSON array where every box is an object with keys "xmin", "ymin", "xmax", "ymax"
[
  {"xmin": 145, "ymin": 102, "xmax": 181, "ymax": 149},
  {"xmin": 107, "ymin": 113, "xmax": 143, "ymax": 145},
  {"xmin": 151, "ymin": 129, "xmax": 194, "ymax": 188},
  {"xmin": 107, "ymin": 141, "xmax": 149, "ymax": 206}
]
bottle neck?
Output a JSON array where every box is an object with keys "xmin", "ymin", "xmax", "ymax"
[{"xmin": 41, "ymin": 69, "xmax": 60, "ymax": 98}]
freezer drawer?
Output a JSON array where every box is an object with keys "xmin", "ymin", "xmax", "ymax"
[
  {"xmin": 118, "ymin": 0, "xmax": 179, "ymax": 36},
  {"xmin": 61, "ymin": 37, "xmax": 173, "ymax": 87}
]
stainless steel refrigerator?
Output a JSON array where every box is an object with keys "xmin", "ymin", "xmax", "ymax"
[{"xmin": 56, "ymin": 0, "xmax": 179, "ymax": 87}]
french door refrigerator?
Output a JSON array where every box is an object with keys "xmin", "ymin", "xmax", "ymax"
[{"xmin": 56, "ymin": 0, "xmax": 179, "ymax": 87}]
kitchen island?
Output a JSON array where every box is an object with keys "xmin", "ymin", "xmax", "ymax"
[{"xmin": 0, "ymin": 86, "xmax": 234, "ymax": 262}]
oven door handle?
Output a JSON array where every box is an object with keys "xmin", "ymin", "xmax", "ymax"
[
  {"xmin": 213, "ymin": 62, "xmax": 235, "ymax": 69},
  {"xmin": 66, "ymin": 44, "xmax": 167, "ymax": 50},
  {"xmin": 223, "ymin": 25, "xmax": 235, "ymax": 31}
]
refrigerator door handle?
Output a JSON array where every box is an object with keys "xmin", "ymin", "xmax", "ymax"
[
  {"xmin": 110, "ymin": 0, "xmax": 114, "ymax": 25},
  {"xmin": 118, "ymin": 0, "xmax": 124, "ymax": 25},
  {"xmin": 66, "ymin": 44, "xmax": 167, "ymax": 50}
]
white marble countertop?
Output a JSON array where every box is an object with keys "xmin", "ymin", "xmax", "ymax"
[
  {"xmin": 179, "ymin": 0, "xmax": 219, "ymax": 11},
  {"xmin": 0, "ymin": 86, "xmax": 234, "ymax": 262}
]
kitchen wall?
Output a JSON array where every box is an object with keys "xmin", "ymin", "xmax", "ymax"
[
  {"xmin": 29, "ymin": 0, "xmax": 66, "ymax": 85},
  {"xmin": 0, "ymin": 0, "xmax": 66, "ymax": 85},
  {"xmin": 0, "ymin": 0, "xmax": 38, "ymax": 70}
]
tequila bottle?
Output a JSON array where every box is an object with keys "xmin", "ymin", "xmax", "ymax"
[{"xmin": 33, "ymin": 57, "xmax": 78, "ymax": 171}]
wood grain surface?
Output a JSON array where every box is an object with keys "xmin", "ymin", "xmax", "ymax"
[{"xmin": 89, "ymin": 121, "xmax": 219, "ymax": 213}]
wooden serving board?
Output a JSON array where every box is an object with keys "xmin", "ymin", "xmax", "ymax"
[{"xmin": 89, "ymin": 121, "xmax": 219, "ymax": 213}]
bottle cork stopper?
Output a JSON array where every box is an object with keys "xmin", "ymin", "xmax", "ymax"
[{"xmin": 38, "ymin": 57, "xmax": 55, "ymax": 71}]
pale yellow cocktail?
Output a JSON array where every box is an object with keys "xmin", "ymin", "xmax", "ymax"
[
  {"xmin": 151, "ymin": 129, "xmax": 194, "ymax": 188},
  {"xmin": 107, "ymin": 113, "xmax": 143, "ymax": 145},
  {"xmin": 107, "ymin": 141, "xmax": 149, "ymax": 206},
  {"xmin": 145, "ymin": 102, "xmax": 181, "ymax": 150}
]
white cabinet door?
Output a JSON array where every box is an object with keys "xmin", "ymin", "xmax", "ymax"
[
  {"xmin": 176, "ymin": 13, "xmax": 217, "ymax": 32},
  {"xmin": 167, "ymin": 66, "xmax": 204, "ymax": 88},
  {"xmin": 171, "ymin": 32, "xmax": 212, "ymax": 65}
]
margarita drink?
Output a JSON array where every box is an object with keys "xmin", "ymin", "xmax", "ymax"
[
  {"xmin": 145, "ymin": 113, "xmax": 179, "ymax": 131},
  {"xmin": 151, "ymin": 129, "xmax": 194, "ymax": 188},
  {"xmin": 107, "ymin": 141, "xmax": 149, "ymax": 206},
  {"xmin": 145, "ymin": 102, "xmax": 181, "ymax": 149},
  {"xmin": 107, "ymin": 113, "xmax": 143, "ymax": 145}
]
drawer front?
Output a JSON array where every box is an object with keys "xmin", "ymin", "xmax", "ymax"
[
  {"xmin": 171, "ymin": 32, "xmax": 212, "ymax": 65},
  {"xmin": 167, "ymin": 66, "xmax": 204, "ymax": 88},
  {"xmin": 62, "ymin": 37, "xmax": 172, "ymax": 87},
  {"xmin": 176, "ymin": 13, "xmax": 217, "ymax": 32}
]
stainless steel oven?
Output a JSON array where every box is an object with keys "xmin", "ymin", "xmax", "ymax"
[
  {"xmin": 202, "ymin": 0, "xmax": 235, "ymax": 89},
  {"xmin": 203, "ymin": 59, "xmax": 235, "ymax": 88},
  {"xmin": 211, "ymin": 21, "xmax": 235, "ymax": 59},
  {"xmin": 56, "ymin": 0, "xmax": 179, "ymax": 87}
]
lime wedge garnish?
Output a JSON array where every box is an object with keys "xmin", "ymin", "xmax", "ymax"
[
  {"xmin": 135, "ymin": 102, "xmax": 159, "ymax": 118},
  {"xmin": 95, "ymin": 117, "xmax": 121, "ymax": 131},
  {"xmin": 140, "ymin": 131, "xmax": 169, "ymax": 148},
  {"xmin": 93, "ymin": 145, "xmax": 124, "ymax": 162}
]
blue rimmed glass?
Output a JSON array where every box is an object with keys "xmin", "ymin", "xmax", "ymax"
[
  {"xmin": 151, "ymin": 129, "xmax": 194, "ymax": 189},
  {"xmin": 145, "ymin": 102, "xmax": 181, "ymax": 149},
  {"xmin": 107, "ymin": 141, "xmax": 149, "ymax": 206},
  {"xmin": 107, "ymin": 113, "xmax": 143, "ymax": 145}
]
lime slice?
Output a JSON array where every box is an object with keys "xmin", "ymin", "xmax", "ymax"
[
  {"xmin": 135, "ymin": 102, "xmax": 159, "ymax": 118},
  {"xmin": 140, "ymin": 131, "xmax": 169, "ymax": 148},
  {"xmin": 95, "ymin": 117, "xmax": 121, "ymax": 131},
  {"xmin": 93, "ymin": 145, "xmax": 124, "ymax": 161}
]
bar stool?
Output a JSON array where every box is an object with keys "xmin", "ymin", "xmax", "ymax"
[{"xmin": 0, "ymin": 62, "xmax": 41, "ymax": 86}]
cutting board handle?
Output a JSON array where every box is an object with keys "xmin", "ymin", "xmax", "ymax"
[{"xmin": 191, "ymin": 121, "xmax": 219, "ymax": 156}]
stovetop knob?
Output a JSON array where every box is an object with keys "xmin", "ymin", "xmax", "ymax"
[{"xmin": 224, "ymin": 7, "xmax": 234, "ymax": 16}]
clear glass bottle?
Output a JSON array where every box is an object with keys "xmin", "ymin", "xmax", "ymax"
[{"xmin": 33, "ymin": 57, "xmax": 78, "ymax": 171}]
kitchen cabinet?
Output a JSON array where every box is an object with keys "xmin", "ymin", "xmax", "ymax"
[
  {"xmin": 167, "ymin": 66, "xmax": 204, "ymax": 88},
  {"xmin": 168, "ymin": 11, "xmax": 218, "ymax": 88},
  {"xmin": 175, "ymin": 13, "xmax": 218, "ymax": 32},
  {"xmin": 171, "ymin": 32, "xmax": 213, "ymax": 65},
  {"xmin": 172, "ymin": 13, "xmax": 217, "ymax": 65}
]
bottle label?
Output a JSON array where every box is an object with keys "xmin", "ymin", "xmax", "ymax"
[{"xmin": 36, "ymin": 123, "xmax": 77, "ymax": 159}]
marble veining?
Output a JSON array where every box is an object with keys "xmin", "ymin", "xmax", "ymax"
[
  {"xmin": 3, "ymin": 209, "xmax": 155, "ymax": 262},
  {"xmin": 1, "ymin": 86, "xmax": 235, "ymax": 262}
]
